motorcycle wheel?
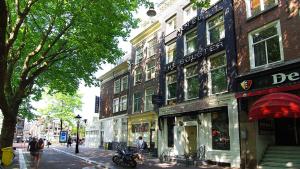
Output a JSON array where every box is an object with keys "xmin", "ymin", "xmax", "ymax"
[
  {"xmin": 112, "ymin": 155, "xmax": 121, "ymax": 165},
  {"xmin": 127, "ymin": 160, "xmax": 137, "ymax": 168}
]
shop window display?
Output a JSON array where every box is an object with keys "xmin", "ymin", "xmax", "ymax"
[{"xmin": 211, "ymin": 111, "xmax": 230, "ymax": 150}]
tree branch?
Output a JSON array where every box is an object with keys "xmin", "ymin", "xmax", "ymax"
[
  {"xmin": 6, "ymin": 0, "xmax": 39, "ymax": 52},
  {"xmin": 15, "ymin": 0, "xmax": 21, "ymax": 15}
]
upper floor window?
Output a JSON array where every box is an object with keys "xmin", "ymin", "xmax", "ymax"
[
  {"xmin": 145, "ymin": 88, "xmax": 155, "ymax": 111},
  {"xmin": 147, "ymin": 37, "xmax": 157, "ymax": 58},
  {"xmin": 245, "ymin": 0, "xmax": 278, "ymax": 18},
  {"xmin": 166, "ymin": 41, "xmax": 176, "ymax": 64},
  {"xmin": 166, "ymin": 15, "xmax": 177, "ymax": 35},
  {"xmin": 166, "ymin": 72, "xmax": 177, "ymax": 105},
  {"xmin": 133, "ymin": 92, "xmax": 142, "ymax": 113},
  {"xmin": 207, "ymin": 12, "xmax": 224, "ymax": 45},
  {"xmin": 146, "ymin": 60, "xmax": 156, "ymax": 81},
  {"xmin": 121, "ymin": 75, "xmax": 128, "ymax": 91},
  {"xmin": 135, "ymin": 46, "xmax": 143, "ymax": 64},
  {"xmin": 134, "ymin": 68, "xmax": 142, "ymax": 85},
  {"xmin": 183, "ymin": 4, "xmax": 197, "ymax": 23},
  {"xmin": 114, "ymin": 79, "xmax": 120, "ymax": 94},
  {"xmin": 185, "ymin": 64, "xmax": 199, "ymax": 100},
  {"xmin": 120, "ymin": 95, "xmax": 127, "ymax": 111},
  {"xmin": 185, "ymin": 29, "xmax": 197, "ymax": 55},
  {"xmin": 248, "ymin": 21, "xmax": 283, "ymax": 69},
  {"xmin": 113, "ymin": 98, "xmax": 119, "ymax": 113},
  {"xmin": 209, "ymin": 53, "xmax": 227, "ymax": 94}
]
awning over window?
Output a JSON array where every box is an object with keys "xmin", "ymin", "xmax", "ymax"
[{"xmin": 249, "ymin": 93, "xmax": 300, "ymax": 121}]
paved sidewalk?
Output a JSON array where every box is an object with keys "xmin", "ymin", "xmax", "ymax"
[{"xmin": 52, "ymin": 145, "xmax": 232, "ymax": 169}]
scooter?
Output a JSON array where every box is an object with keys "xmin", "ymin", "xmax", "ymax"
[{"xmin": 112, "ymin": 147, "xmax": 138, "ymax": 168}]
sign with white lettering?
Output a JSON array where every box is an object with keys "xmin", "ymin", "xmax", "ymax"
[
  {"xmin": 166, "ymin": 40, "xmax": 225, "ymax": 72},
  {"xmin": 237, "ymin": 63, "xmax": 300, "ymax": 92}
]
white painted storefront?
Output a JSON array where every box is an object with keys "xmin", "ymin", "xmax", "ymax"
[
  {"xmin": 99, "ymin": 114, "xmax": 127, "ymax": 147},
  {"xmin": 85, "ymin": 117, "xmax": 101, "ymax": 148},
  {"xmin": 158, "ymin": 94, "xmax": 241, "ymax": 168}
]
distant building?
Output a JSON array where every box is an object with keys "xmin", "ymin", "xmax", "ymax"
[
  {"xmin": 99, "ymin": 61, "xmax": 129, "ymax": 148},
  {"xmin": 84, "ymin": 116, "xmax": 100, "ymax": 148}
]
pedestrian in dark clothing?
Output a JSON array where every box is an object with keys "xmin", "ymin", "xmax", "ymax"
[
  {"xmin": 28, "ymin": 137, "xmax": 38, "ymax": 157},
  {"xmin": 67, "ymin": 136, "xmax": 72, "ymax": 148}
]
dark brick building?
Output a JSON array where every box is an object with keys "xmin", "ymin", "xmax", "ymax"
[
  {"xmin": 234, "ymin": 0, "xmax": 300, "ymax": 168},
  {"xmin": 99, "ymin": 61, "xmax": 129, "ymax": 148}
]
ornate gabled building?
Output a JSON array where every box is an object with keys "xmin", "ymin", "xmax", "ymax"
[
  {"xmin": 156, "ymin": 0, "xmax": 240, "ymax": 167},
  {"xmin": 128, "ymin": 21, "xmax": 161, "ymax": 152}
]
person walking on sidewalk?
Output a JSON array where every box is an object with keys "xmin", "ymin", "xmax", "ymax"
[
  {"xmin": 67, "ymin": 136, "xmax": 72, "ymax": 148},
  {"xmin": 28, "ymin": 137, "xmax": 42, "ymax": 168},
  {"xmin": 136, "ymin": 136, "xmax": 148, "ymax": 162}
]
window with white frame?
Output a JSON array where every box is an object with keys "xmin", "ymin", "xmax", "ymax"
[
  {"xmin": 185, "ymin": 29, "xmax": 197, "ymax": 55},
  {"xmin": 185, "ymin": 64, "xmax": 199, "ymax": 100},
  {"xmin": 166, "ymin": 72, "xmax": 177, "ymax": 105},
  {"xmin": 166, "ymin": 42, "xmax": 176, "ymax": 64},
  {"xmin": 245, "ymin": 0, "xmax": 278, "ymax": 18},
  {"xmin": 166, "ymin": 15, "xmax": 176, "ymax": 35},
  {"xmin": 146, "ymin": 60, "xmax": 156, "ymax": 81},
  {"xmin": 147, "ymin": 37, "xmax": 157, "ymax": 58},
  {"xmin": 209, "ymin": 53, "xmax": 227, "ymax": 94},
  {"xmin": 120, "ymin": 95, "xmax": 127, "ymax": 111},
  {"xmin": 135, "ymin": 46, "xmax": 143, "ymax": 64},
  {"xmin": 207, "ymin": 12, "xmax": 224, "ymax": 45},
  {"xmin": 114, "ymin": 79, "xmax": 121, "ymax": 94},
  {"xmin": 133, "ymin": 92, "xmax": 142, "ymax": 112},
  {"xmin": 134, "ymin": 68, "xmax": 142, "ymax": 85},
  {"xmin": 183, "ymin": 4, "xmax": 197, "ymax": 23},
  {"xmin": 121, "ymin": 75, "xmax": 128, "ymax": 91},
  {"xmin": 249, "ymin": 21, "xmax": 283, "ymax": 69},
  {"xmin": 113, "ymin": 98, "xmax": 119, "ymax": 113},
  {"xmin": 145, "ymin": 88, "xmax": 155, "ymax": 111}
]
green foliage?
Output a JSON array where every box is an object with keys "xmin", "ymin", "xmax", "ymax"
[
  {"xmin": 37, "ymin": 91, "xmax": 82, "ymax": 126},
  {"xmin": 190, "ymin": 0, "xmax": 212, "ymax": 8}
]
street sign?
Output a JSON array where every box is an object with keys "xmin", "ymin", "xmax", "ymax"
[
  {"xmin": 152, "ymin": 95, "xmax": 163, "ymax": 105},
  {"xmin": 59, "ymin": 131, "xmax": 68, "ymax": 143}
]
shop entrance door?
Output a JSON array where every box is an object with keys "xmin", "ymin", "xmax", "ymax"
[
  {"xmin": 185, "ymin": 126, "xmax": 197, "ymax": 154},
  {"xmin": 275, "ymin": 118, "xmax": 300, "ymax": 145},
  {"xmin": 100, "ymin": 131, "xmax": 104, "ymax": 147}
]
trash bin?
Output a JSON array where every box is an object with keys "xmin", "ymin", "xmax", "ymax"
[
  {"xmin": 104, "ymin": 143, "xmax": 108, "ymax": 150},
  {"xmin": 108, "ymin": 142, "xmax": 112, "ymax": 150},
  {"xmin": 2, "ymin": 147, "xmax": 14, "ymax": 166}
]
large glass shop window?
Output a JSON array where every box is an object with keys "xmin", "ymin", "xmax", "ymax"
[
  {"xmin": 132, "ymin": 123, "xmax": 150, "ymax": 144},
  {"xmin": 211, "ymin": 110, "xmax": 230, "ymax": 150}
]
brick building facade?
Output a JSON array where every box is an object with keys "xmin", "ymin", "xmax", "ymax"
[{"xmin": 234, "ymin": 0, "xmax": 300, "ymax": 168}]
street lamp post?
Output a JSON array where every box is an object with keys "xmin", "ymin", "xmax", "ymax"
[{"xmin": 75, "ymin": 114, "xmax": 82, "ymax": 154}]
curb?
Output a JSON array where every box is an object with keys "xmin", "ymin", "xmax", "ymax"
[{"xmin": 51, "ymin": 148, "xmax": 115, "ymax": 169}]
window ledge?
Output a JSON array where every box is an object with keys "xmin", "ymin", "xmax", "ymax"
[
  {"xmin": 250, "ymin": 60, "xmax": 284, "ymax": 73},
  {"xmin": 246, "ymin": 5, "xmax": 278, "ymax": 22}
]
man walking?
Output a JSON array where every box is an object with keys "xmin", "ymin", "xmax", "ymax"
[{"xmin": 67, "ymin": 136, "xmax": 72, "ymax": 148}]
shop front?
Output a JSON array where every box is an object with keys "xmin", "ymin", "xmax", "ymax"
[
  {"xmin": 99, "ymin": 114, "xmax": 127, "ymax": 149},
  {"xmin": 236, "ymin": 61, "xmax": 300, "ymax": 168},
  {"xmin": 158, "ymin": 94, "xmax": 241, "ymax": 168},
  {"xmin": 127, "ymin": 112, "xmax": 158, "ymax": 150}
]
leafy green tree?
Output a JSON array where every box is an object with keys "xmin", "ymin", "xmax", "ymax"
[
  {"xmin": 0, "ymin": 0, "xmax": 149, "ymax": 148},
  {"xmin": 38, "ymin": 92, "xmax": 82, "ymax": 129}
]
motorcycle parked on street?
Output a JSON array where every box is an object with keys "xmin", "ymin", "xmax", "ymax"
[{"xmin": 112, "ymin": 147, "xmax": 138, "ymax": 168}]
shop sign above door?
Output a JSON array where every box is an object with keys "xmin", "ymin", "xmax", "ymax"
[{"xmin": 237, "ymin": 64, "xmax": 300, "ymax": 92}]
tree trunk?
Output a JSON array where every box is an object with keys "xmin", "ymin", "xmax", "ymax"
[{"xmin": 0, "ymin": 113, "xmax": 17, "ymax": 149}]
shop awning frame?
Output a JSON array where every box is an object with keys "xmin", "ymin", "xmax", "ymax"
[{"xmin": 249, "ymin": 93, "xmax": 300, "ymax": 121}]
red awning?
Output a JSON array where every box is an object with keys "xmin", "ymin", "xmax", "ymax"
[{"xmin": 249, "ymin": 93, "xmax": 300, "ymax": 121}]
